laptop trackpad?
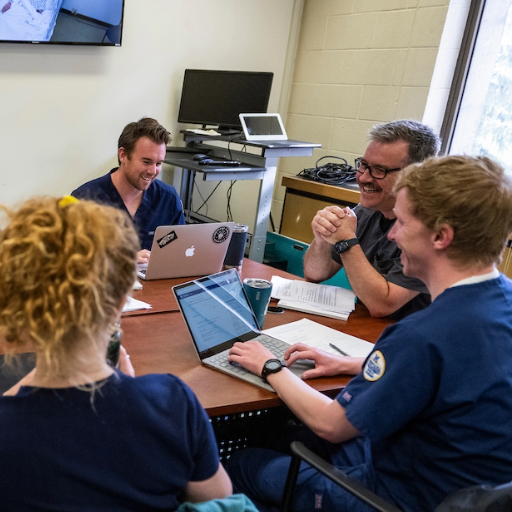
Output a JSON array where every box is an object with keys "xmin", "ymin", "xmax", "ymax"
[{"xmin": 286, "ymin": 359, "xmax": 315, "ymax": 378}]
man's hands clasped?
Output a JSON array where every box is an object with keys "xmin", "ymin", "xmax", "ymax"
[{"xmin": 311, "ymin": 206, "xmax": 357, "ymax": 245}]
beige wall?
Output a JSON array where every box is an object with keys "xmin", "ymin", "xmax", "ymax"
[
  {"xmin": 272, "ymin": 0, "xmax": 457, "ymax": 229},
  {"xmin": 0, "ymin": 0, "xmax": 471, "ymax": 238},
  {"xmin": 0, "ymin": 0, "xmax": 295, "ymax": 228}
]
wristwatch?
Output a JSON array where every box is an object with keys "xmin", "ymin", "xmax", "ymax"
[
  {"xmin": 334, "ymin": 238, "xmax": 360, "ymax": 254},
  {"xmin": 261, "ymin": 358, "xmax": 283, "ymax": 382}
]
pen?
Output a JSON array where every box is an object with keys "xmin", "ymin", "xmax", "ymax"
[{"xmin": 329, "ymin": 343, "xmax": 349, "ymax": 356}]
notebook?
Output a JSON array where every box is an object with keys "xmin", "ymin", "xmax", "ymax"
[
  {"xmin": 137, "ymin": 223, "xmax": 234, "ymax": 280},
  {"xmin": 172, "ymin": 269, "xmax": 313, "ymax": 392},
  {"xmin": 239, "ymin": 113, "xmax": 288, "ymax": 141}
]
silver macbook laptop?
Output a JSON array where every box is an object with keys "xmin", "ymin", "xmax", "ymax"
[
  {"xmin": 137, "ymin": 223, "xmax": 234, "ymax": 280},
  {"xmin": 172, "ymin": 269, "xmax": 312, "ymax": 392}
]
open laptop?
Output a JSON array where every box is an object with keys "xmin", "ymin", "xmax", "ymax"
[
  {"xmin": 137, "ymin": 223, "xmax": 234, "ymax": 280},
  {"xmin": 239, "ymin": 113, "xmax": 288, "ymax": 141},
  {"xmin": 172, "ymin": 269, "xmax": 313, "ymax": 392}
]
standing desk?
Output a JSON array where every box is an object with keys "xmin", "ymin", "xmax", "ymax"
[{"xmin": 164, "ymin": 132, "xmax": 321, "ymax": 263}]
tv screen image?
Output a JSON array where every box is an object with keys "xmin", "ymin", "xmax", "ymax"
[
  {"xmin": 178, "ymin": 69, "xmax": 274, "ymax": 134},
  {"xmin": 0, "ymin": 0, "xmax": 124, "ymax": 45}
]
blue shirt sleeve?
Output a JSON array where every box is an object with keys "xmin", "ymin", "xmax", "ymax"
[{"xmin": 337, "ymin": 321, "xmax": 440, "ymax": 442}]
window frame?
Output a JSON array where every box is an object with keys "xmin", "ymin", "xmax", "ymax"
[{"xmin": 439, "ymin": 0, "xmax": 486, "ymax": 154}]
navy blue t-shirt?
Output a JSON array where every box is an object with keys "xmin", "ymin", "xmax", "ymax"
[
  {"xmin": 0, "ymin": 372, "xmax": 219, "ymax": 511},
  {"xmin": 337, "ymin": 275, "xmax": 512, "ymax": 512},
  {"xmin": 72, "ymin": 169, "xmax": 185, "ymax": 250}
]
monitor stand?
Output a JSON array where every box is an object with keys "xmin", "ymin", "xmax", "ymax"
[{"xmin": 215, "ymin": 125, "xmax": 243, "ymax": 136}]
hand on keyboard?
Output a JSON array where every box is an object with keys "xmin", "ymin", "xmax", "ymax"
[{"xmin": 227, "ymin": 339, "xmax": 277, "ymax": 377}]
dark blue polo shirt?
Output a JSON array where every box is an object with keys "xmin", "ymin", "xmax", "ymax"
[{"xmin": 72, "ymin": 168, "xmax": 185, "ymax": 250}]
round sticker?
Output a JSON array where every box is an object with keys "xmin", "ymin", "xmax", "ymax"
[
  {"xmin": 212, "ymin": 226, "xmax": 230, "ymax": 244},
  {"xmin": 363, "ymin": 350, "xmax": 386, "ymax": 381}
]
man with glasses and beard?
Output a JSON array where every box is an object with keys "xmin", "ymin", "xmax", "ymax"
[{"xmin": 304, "ymin": 119, "xmax": 439, "ymax": 321}]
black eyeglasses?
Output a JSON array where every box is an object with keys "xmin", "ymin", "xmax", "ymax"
[{"xmin": 354, "ymin": 158, "xmax": 402, "ymax": 180}]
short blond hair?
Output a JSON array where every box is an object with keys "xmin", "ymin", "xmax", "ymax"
[
  {"xmin": 394, "ymin": 155, "xmax": 512, "ymax": 267},
  {"xmin": 0, "ymin": 197, "xmax": 139, "ymax": 375}
]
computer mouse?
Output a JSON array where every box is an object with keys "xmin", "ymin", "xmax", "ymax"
[{"xmin": 193, "ymin": 154, "xmax": 208, "ymax": 161}]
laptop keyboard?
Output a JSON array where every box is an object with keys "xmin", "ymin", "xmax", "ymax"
[{"xmin": 208, "ymin": 335, "xmax": 291, "ymax": 375}]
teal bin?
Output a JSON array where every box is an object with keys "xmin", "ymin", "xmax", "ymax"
[{"xmin": 263, "ymin": 232, "xmax": 352, "ymax": 290}]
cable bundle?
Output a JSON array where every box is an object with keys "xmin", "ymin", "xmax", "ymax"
[{"xmin": 298, "ymin": 156, "xmax": 356, "ymax": 185}]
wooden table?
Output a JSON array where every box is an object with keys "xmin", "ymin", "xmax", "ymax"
[{"xmin": 122, "ymin": 259, "xmax": 392, "ymax": 416}]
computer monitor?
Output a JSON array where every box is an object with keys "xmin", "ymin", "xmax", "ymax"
[
  {"xmin": 177, "ymin": 69, "xmax": 274, "ymax": 135},
  {"xmin": 0, "ymin": 0, "xmax": 125, "ymax": 46}
]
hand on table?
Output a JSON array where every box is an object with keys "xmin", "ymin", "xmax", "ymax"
[
  {"xmin": 228, "ymin": 341, "xmax": 276, "ymax": 376},
  {"xmin": 137, "ymin": 249, "xmax": 151, "ymax": 264}
]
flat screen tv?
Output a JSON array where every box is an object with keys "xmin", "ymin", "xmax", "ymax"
[
  {"xmin": 178, "ymin": 69, "xmax": 274, "ymax": 135},
  {"xmin": 0, "ymin": 0, "xmax": 124, "ymax": 45}
]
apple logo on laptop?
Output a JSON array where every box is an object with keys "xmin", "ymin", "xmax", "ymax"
[{"xmin": 185, "ymin": 245, "xmax": 195, "ymax": 257}]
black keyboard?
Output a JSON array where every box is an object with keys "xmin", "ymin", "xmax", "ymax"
[
  {"xmin": 197, "ymin": 160, "xmax": 241, "ymax": 166},
  {"xmin": 166, "ymin": 146, "xmax": 210, "ymax": 154}
]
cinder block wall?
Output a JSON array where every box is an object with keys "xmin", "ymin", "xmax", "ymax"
[{"xmin": 272, "ymin": 0, "xmax": 451, "ymax": 230}]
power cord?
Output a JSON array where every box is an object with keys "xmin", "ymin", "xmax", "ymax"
[
  {"xmin": 226, "ymin": 180, "xmax": 236, "ymax": 221},
  {"xmin": 298, "ymin": 156, "xmax": 356, "ymax": 185},
  {"xmin": 193, "ymin": 175, "xmax": 222, "ymax": 216}
]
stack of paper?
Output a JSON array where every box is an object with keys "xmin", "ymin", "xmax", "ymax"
[
  {"xmin": 271, "ymin": 276, "xmax": 356, "ymax": 321},
  {"xmin": 122, "ymin": 296, "xmax": 152, "ymax": 313},
  {"xmin": 263, "ymin": 318, "xmax": 374, "ymax": 358}
]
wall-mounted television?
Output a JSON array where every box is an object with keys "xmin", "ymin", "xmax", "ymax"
[
  {"xmin": 0, "ymin": 0, "xmax": 124, "ymax": 45},
  {"xmin": 178, "ymin": 69, "xmax": 274, "ymax": 135}
]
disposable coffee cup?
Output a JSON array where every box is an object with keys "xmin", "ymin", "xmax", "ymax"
[
  {"xmin": 223, "ymin": 224, "xmax": 248, "ymax": 273},
  {"xmin": 243, "ymin": 278, "xmax": 273, "ymax": 330}
]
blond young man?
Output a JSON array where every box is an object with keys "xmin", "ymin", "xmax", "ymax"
[{"xmin": 227, "ymin": 156, "xmax": 512, "ymax": 512}]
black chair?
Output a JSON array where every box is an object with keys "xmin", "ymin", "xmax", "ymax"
[{"xmin": 280, "ymin": 441, "xmax": 512, "ymax": 512}]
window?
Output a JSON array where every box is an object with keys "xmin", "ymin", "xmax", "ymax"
[{"xmin": 441, "ymin": 0, "xmax": 512, "ymax": 175}]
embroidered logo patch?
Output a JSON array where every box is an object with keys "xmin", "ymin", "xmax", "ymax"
[
  {"xmin": 363, "ymin": 350, "xmax": 385, "ymax": 381},
  {"xmin": 157, "ymin": 230, "xmax": 177, "ymax": 248},
  {"xmin": 212, "ymin": 226, "xmax": 230, "ymax": 244}
]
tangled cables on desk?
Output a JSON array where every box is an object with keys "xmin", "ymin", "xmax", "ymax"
[{"xmin": 298, "ymin": 156, "xmax": 357, "ymax": 185}]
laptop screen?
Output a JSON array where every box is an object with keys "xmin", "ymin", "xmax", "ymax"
[{"xmin": 173, "ymin": 269, "xmax": 259, "ymax": 354}]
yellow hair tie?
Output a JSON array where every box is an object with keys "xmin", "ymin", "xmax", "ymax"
[{"xmin": 58, "ymin": 195, "xmax": 79, "ymax": 208}]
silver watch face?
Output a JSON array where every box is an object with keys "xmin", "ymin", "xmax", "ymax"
[{"xmin": 265, "ymin": 360, "xmax": 282, "ymax": 371}]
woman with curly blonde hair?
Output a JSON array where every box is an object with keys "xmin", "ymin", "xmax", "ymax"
[{"xmin": 0, "ymin": 196, "xmax": 231, "ymax": 511}]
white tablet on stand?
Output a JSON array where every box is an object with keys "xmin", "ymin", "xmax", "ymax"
[{"xmin": 239, "ymin": 113, "xmax": 288, "ymax": 141}]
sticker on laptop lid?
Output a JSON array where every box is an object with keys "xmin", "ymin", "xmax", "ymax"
[
  {"xmin": 363, "ymin": 350, "xmax": 385, "ymax": 381},
  {"xmin": 157, "ymin": 230, "xmax": 177, "ymax": 248},
  {"xmin": 212, "ymin": 226, "xmax": 230, "ymax": 244}
]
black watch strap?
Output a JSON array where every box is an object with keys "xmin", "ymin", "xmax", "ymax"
[
  {"xmin": 261, "ymin": 358, "xmax": 283, "ymax": 382},
  {"xmin": 334, "ymin": 238, "xmax": 360, "ymax": 254}
]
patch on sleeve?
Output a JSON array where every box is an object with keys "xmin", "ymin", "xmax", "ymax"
[{"xmin": 363, "ymin": 350, "xmax": 386, "ymax": 381}]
